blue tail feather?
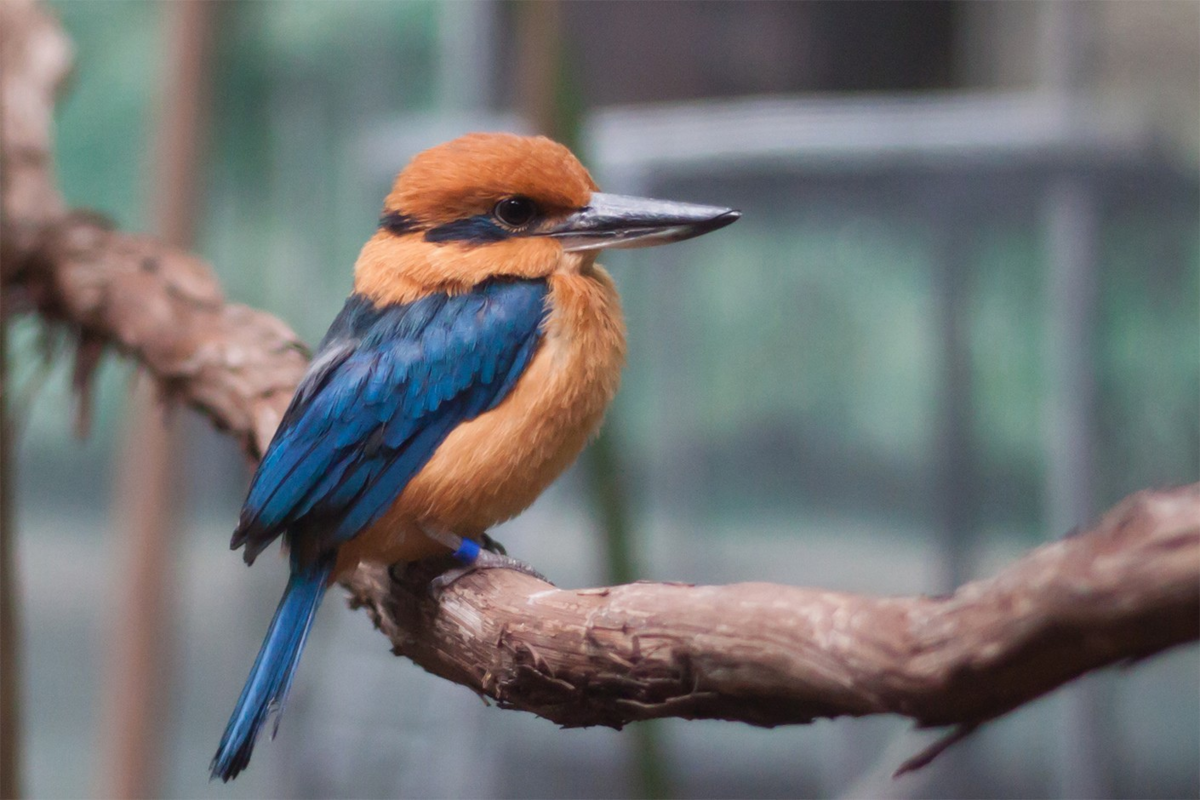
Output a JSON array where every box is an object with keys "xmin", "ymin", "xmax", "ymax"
[{"xmin": 210, "ymin": 554, "xmax": 334, "ymax": 782}]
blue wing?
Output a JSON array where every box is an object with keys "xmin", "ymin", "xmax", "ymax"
[{"xmin": 231, "ymin": 278, "xmax": 549, "ymax": 562}]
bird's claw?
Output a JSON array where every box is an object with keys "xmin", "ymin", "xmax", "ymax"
[
  {"xmin": 429, "ymin": 548, "xmax": 551, "ymax": 598},
  {"xmin": 479, "ymin": 532, "xmax": 508, "ymax": 556}
]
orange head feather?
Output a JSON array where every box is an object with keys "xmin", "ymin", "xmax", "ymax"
[
  {"xmin": 353, "ymin": 132, "xmax": 739, "ymax": 307},
  {"xmin": 354, "ymin": 133, "xmax": 599, "ymax": 305},
  {"xmin": 384, "ymin": 133, "xmax": 597, "ymax": 223}
]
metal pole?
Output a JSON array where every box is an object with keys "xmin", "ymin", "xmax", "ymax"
[
  {"xmin": 1044, "ymin": 173, "xmax": 1110, "ymax": 800},
  {"xmin": 1036, "ymin": 3, "xmax": 1112, "ymax": 797},
  {"xmin": 930, "ymin": 186, "xmax": 982, "ymax": 797},
  {"xmin": 932, "ymin": 188, "xmax": 979, "ymax": 595}
]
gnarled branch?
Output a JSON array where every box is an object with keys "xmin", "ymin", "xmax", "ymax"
[
  {"xmin": 15, "ymin": 213, "xmax": 308, "ymax": 457},
  {"xmin": 345, "ymin": 485, "xmax": 1198, "ymax": 742}
]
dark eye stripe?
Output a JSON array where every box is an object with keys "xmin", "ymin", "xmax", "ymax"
[
  {"xmin": 424, "ymin": 215, "xmax": 512, "ymax": 244},
  {"xmin": 378, "ymin": 210, "xmax": 518, "ymax": 245},
  {"xmin": 379, "ymin": 212, "xmax": 420, "ymax": 235}
]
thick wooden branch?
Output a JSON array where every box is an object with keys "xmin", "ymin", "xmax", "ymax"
[
  {"xmin": 346, "ymin": 484, "xmax": 1199, "ymax": 740},
  {"xmin": 13, "ymin": 214, "xmax": 309, "ymax": 457}
]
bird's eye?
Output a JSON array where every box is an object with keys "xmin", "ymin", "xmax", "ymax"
[{"xmin": 493, "ymin": 196, "xmax": 538, "ymax": 228}]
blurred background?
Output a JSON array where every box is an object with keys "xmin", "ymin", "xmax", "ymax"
[{"xmin": 7, "ymin": 1, "xmax": 1198, "ymax": 798}]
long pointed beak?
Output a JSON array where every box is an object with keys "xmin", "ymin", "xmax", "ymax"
[{"xmin": 548, "ymin": 192, "xmax": 740, "ymax": 252}]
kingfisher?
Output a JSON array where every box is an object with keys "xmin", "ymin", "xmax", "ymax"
[{"xmin": 210, "ymin": 132, "xmax": 739, "ymax": 781}]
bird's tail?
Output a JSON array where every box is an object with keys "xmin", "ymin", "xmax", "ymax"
[{"xmin": 210, "ymin": 553, "xmax": 334, "ymax": 782}]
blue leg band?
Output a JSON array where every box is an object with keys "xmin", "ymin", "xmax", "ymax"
[{"xmin": 452, "ymin": 538, "xmax": 481, "ymax": 563}]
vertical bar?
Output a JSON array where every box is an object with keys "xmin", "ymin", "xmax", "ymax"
[
  {"xmin": 932, "ymin": 191, "xmax": 978, "ymax": 594},
  {"xmin": 1, "ymin": 273, "xmax": 21, "ymax": 800},
  {"xmin": 1037, "ymin": 1, "xmax": 1091, "ymax": 97},
  {"xmin": 515, "ymin": 3, "xmax": 672, "ymax": 796},
  {"xmin": 437, "ymin": 0, "xmax": 495, "ymax": 113},
  {"xmin": 515, "ymin": 0, "xmax": 563, "ymax": 140},
  {"xmin": 97, "ymin": 2, "xmax": 216, "ymax": 796},
  {"xmin": 1044, "ymin": 174, "xmax": 1109, "ymax": 799},
  {"xmin": 101, "ymin": 381, "xmax": 180, "ymax": 798},
  {"xmin": 1036, "ymin": 3, "xmax": 1111, "ymax": 796},
  {"xmin": 1045, "ymin": 179, "xmax": 1098, "ymax": 539},
  {"xmin": 929, "ymin": 188, "xmax": 980, "ymax": 796}
]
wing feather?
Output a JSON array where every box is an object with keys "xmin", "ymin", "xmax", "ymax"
[{"xmin": 233, "ymin": 279, "xmax": 548, "ymax": 562}]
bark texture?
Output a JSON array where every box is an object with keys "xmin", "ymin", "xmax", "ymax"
[
  {"xmin": 12, "ymin": 215, "xmax": 308, "ymax": 457},
  {"xmin": 346, "ymin": 485, "xmax": 1199, "ymax": 736}
]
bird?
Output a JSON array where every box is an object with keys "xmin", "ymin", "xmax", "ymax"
[{"xmin": 210, "ymin": 132, "xmax": 739, "ymax": 781}]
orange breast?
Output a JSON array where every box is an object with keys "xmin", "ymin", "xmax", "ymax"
[{"xmin": 333, "ymin": 267, "xmax": 626, "ymax": 576}]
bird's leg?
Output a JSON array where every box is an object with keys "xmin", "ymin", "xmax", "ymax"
[{"xmin": 421, "ymin": 526, "xmax": 550, "ymax": 594}]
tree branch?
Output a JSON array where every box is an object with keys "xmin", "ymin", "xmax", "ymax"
[
  {"xmin": 13, "ymin": 213, "xmax": 309, "ymax": 458},
  {"xmin": 345, "ymin": 485, "xmax": 1198, "ymax": 739},
  {"xmin": 3, "ymin": 0, "xmax": 1197, "ymax": 779}
]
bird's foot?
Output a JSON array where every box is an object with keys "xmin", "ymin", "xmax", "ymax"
[
  {"xmin": 479, "ymin": 532, "xmax": 507, "ymax": 556},
  {"xmin": 418, "ymin": 526, "xmax": 550, "ymax": 597},
  {"xmin": 429, "ymin": 538, "xmax": 551, "ymax": 597}
]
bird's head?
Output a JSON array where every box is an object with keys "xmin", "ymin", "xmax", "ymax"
[{"xmin": 354, "ymin": 132, "xmax": 739, "ymax": 305}]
